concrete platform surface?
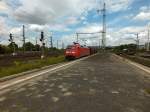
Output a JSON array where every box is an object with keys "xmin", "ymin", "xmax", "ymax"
[{"xmin": 0, "ymin": 53, "xmax": 150, "ymax": 112}]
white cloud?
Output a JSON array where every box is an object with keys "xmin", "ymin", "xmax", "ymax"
[
  {"xmin": 98, "ymin": 0, "xmax": 133, "ymax": 13},
  {"xmin": 77, "ymin": 23, "xmax": 102, "ymax": 33},
  {"xmin": 28, "ymin": 24, "xmax": 49, "ymax": 32},
  {"xmin": 10, "ymin": 27, "xmax": 22, "ymax": 34},
  {"xmin": 119, "ymin": 26, "xmax": 146, "ymax": 34},
  {"xmin": 134, "ymin": 12, "xmax": 150, "ymax": 21},
  {"xmin": 28, "ymin": 23, "xmax": 71, "ymax": 33},
  {"xmin": 0, "ymin": 17, "xmax": 9, "ymax": 37},
  {"xmin": 65, "ymin": 16, "xmax": 79, "ymax": 25},
  {"xmin": 60, "ymin": 24, "xmax": 148, "ymax": 47},
  {"xmin": 106, "ymin": 25, "xmax": 148, "ymax": 46},
  {"xmin": 50, "ymin": 24, "xmax": 71, "ymax": 32},
  {"xmin": 133, "ymin": 6, "xmax": 150, "ymax": 21},
  {"xmin": 0, "ymin": 0, "xmax": 142, "ymax": 47},
  {"xmin": 13, "ymin": 0, "xmax": 95, "ymax": 25},
  {"xmin": 0, "ymin": 0, "xmax": 9, "ymax": 11},
  {"xmin": 61, "ymin": 34, "xmax": 76, "ymax": 46},
  {"xmin": 140, "ymin": 6, "xmax": 150, "ymax": 12},
  {"xmin": 61, "ymin": 23, "xmax": 102, "ymax": 46},
  {"xmin": 12, "ymin": 0, "xmax": 134, "ymax": 25}
]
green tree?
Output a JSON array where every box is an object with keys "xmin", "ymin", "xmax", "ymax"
[
  {"xmin": 34, "ymin": 44, "xmax": 40, "ymax": 51},
  {"xmin": 0, "ymin": 44, "xmax": 11, "ymax": 54},
  {"xmin": 8, "ymin": 42, "xmax": 18, "ymax": 53},
  {"xmin": 113, "ymin": 44, "xmax": 136, "ymax": 55},
  {"xmin": 23, "ymin": 42, "xmax": 34, "ymax": 51}
]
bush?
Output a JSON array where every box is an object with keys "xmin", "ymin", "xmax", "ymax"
[{"xmin": 0, "ymin": 45, "xmax": 11, "ymax": 54}]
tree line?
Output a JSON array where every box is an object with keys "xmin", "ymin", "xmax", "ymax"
[{"xmin": 0, "ymin": 42, "xmax": 60, "ymax": 54}]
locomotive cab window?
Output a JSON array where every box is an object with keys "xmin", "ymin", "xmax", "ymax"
[{"xmin": 66, "ymin": 45, "xmax": 75, "ymax": 49}]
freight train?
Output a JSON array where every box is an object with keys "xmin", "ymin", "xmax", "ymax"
[{"xmin": 65, "ymin": 42, "xmax": 97, "ymax": 60}]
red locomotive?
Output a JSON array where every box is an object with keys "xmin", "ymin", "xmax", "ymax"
[{"xmin": 65, "ymin": 42, "xmax": 97, "ymax": 60}]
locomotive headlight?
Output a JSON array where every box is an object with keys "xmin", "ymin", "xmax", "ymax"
[{"xmin": 71, "ymin": 51, "xmax": 76, "ymax": 53}]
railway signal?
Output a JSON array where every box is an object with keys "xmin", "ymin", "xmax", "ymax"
[
  {"xmin": 40, "ymin": 31, "xmax": 45, "ymax": 59},
  {"xmin": 22, "ymin": 25, "xmax": 26, "ymax": 53},
  {"xmin": 9, "ymin": 33, "xmax": 16, "ymax": 56}
]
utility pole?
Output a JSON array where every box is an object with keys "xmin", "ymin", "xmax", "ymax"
[
  {"xmin": 9, "ymin": 33, "xmax": 16, "ymax": 56},
  {"xmin": 50, "ymin": 36, "xmax": 53, "ymax": 48},
  {"xmin": 136, "ymin": 33, "xmax": 139, "ymax": 51},
  {"xmin": 40, "ymin": 31, "xmax": 45, "ymax": 59},
  {"xmin": 62, "ymin": 42, "xmax": 64, "ymax": 49},
  {"xmin": 99, "ymin": 39, "xmax": 101, "ymax": 49},
  {"xmin": 57, "ymin": 40, "xmax": 59, "ymax": 49},
  {"xmin": 23, "ymin": 25, "xmax": 25, "ymax": 53},
  {"xmin": 35, "ymin": 37, "xmax": 38, "ymax": 45},
  {"xmin": 76, "ymin": 33, "xmax": 79, "ymax": 43}
]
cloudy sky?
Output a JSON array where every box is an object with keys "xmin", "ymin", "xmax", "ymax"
[{"xmin": 0, "ymin": 0, "xmax": 150, "ymax": 47}]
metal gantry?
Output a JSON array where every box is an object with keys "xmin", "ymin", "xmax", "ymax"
[
  {"xmin": 97, "ymin": 3, "xmax": 106, "ymax": 50},
  {"xmin": 101, "ymin": 3, "xmax": 106, "ymax": 50}
]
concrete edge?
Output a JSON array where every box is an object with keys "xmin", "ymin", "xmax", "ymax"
[
  {"xmin": 0, "ymin": 53, "xmax": 98, "ymax": 83},
  {"xmin": 0, "ymin": 62, "xmax": 67, "ymax": 82},
  {"xmin": 112, "ymin": 54, "xmax": 150, "ymax": 74},
  {"xmin": 0, "ymin": 53, "xmax": 98, "ymax": 91}
]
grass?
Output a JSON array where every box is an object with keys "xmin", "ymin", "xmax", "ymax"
[
  {"xmin": 145, "ymin": 89, "xmax": 150, "ymax": 95},
  {"xmin": 121, "ymin": 54, "xmax": 150, "ymax": 67},
  {"xmin": 0, "ymin": 55, "xmax": 65, "ymax": 78}
]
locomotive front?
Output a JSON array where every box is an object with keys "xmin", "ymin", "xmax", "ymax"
[{"xmin": 65, "ymin": 44, "xmax": 80, "ymax": 59}]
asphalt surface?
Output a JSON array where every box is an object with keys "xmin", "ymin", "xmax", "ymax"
[{"xmin": 0, "ymin": 53, "xmax": 150, "ymax": 112}]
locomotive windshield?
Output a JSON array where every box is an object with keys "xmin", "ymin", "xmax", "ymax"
[{"xmin": 66, "ymin": 45, "xmax": 75, "ymax": 49}]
